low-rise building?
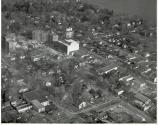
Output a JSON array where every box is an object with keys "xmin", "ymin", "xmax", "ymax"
[
  {"xmin": 134, "ymin": 93, "xmax": 151, "ymax": 105},
  {"xmin": 119, "ymin": 75, "xmax": 134, "ymax": 82},
  {"xmin": 32, "ymin": 30, "xmax": 49, "ymax": 42},
  {"xmin": 23, "ymin": 89, "xmax": 50, "ymax": 107},
  {"xmin": 115, "ymin": 89, "xmax": 125, "ymax": 96},
  {"xmin": 49, "ymin": 39, "xmax": 79, "ymax": 55},
  {"xmin": 97, "ymin": 64, "xmax": 118, "ymax": 75},
  {"xmin": 16, "ymin": 104, "xmax": 32, "ymax": 113},
  {"xmin": 31, "ymin": 100, "xmax": 45, "ymax": 113}
]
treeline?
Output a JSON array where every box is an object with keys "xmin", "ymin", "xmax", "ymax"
[{"xmin": 2, "ymin": 0, "xmax": 114, "ymax": 26}]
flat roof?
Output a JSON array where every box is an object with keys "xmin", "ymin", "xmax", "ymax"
[
  {"xmin": 58, "ymin": 39, "xmax": 79, "ymax": 46},
  {"xmin": 23, "ymin": 89, "xmax": 49, "ymax": 103},
  {"xmin": 31, "ymin": 99, "xmax": 44, "ymax": 109},
  {"xmin": 16, "ymin": 103, "xmax": 32, "ymax": 110}
]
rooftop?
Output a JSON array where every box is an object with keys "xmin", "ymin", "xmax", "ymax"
[
  {"xmin": 134, "ymin": 93, "xmax": 151, "ymax": 104},
  {"xmin": 97, "ymin": 63, "xmax": 118, "ymax": 74},
  {"xmin": 31, "ymin": 99, "xmax": 44, "ymax": 109},
  {"xmin": 23, "ymin": 89, "xmax": 49, "ymax": 103},
  {"xmin": 57, "ymin": 39, "xmax": 79, "ymax": 46}
]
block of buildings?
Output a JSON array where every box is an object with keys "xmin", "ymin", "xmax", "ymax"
[
  {"xmin": 16, "ymin": 104, "xmax": 32, "ymax": 113},
  {"xmin": 134, "ymin": 93, "xmax": 151, "ymax": 105},
  {"xmin": 50, "ymin": 39, "xmax": 79, "ymax": 55},
  {"xmin": 32, "ymin": 30, "xmax": 49, "ymax": 42},
  {"xmin": 23, "ymin": 89, "xmax": 50, "ymax": 107},
  {"xmin": 31, "ymin": 100, "xmax": 45, "ymax": 113}
]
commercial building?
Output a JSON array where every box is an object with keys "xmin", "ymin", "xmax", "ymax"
[
  {"xmin": 16, "ymin": 104, "xmax": 32, "ymax": 113},
  {"xmin": 31, "ymin": 100, "xmax": 45, "ymax": 113},
  {"xmin": 49, "ymin": 39, "xmax": 79, "ymax": 55},
  {"xmin": 23, "ymin": 89, "xmax": 50, "ymax": 107},
  {"xmin": 32, "ymin": 30, "xmax": 49, "ymax": 42}
]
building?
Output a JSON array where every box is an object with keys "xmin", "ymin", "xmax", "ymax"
[
  {"xmin": 50, "ymin": 39, "xmax": 79, "ymax": 55},
  {"xmin": 32, "ymin": 30, "xmax": 49, "ymax": 42},
  {"xmin": 107, "ymin": 111, "xmax": 133, "ymax": 123},
  {"xmin": 66, "ymin": 27, "xmax": 74, "ymax": 39},
  {"xmin": 119, "ymin": 75, "xmax": 134, "ymax": 82},
  {"xmin": 50, "ymin": 31, "xmax": 59, "ymax": 42},
  {"xmin": 16, "ymin": 104, "xmax": 32, "ymax": 113},
  {"xmin": 2, "ymin": 35, "xmax": 9, "ymax": 54},
  {"xmin": 5, "ymin": 37, "xmax": 17, "ymax": 52},
  {"xmin": 23, "ymin": 89, "xmax": 50, "ymax": 107},
  {"xmin": 115, "ymin": 89, "xmax": 124, "ymax": 96},
  {"xmin": 134, "ymin": 93, "xmax": 151, "ymax": 105},
  {"xmin": 79, "ymin": 102, "xmax": 87, "ymax": 109},
  {"xmin": 97, "ymin": 64, "xmax": 118, "ymax": 75},
  {"xmin": 31, "ymin": 100, "xmax": 45, "ymax": 113},
  {"xmin": 48, "ymin": 31, "xmax": 59, "ymax": 42},
  {"xmin": 19, "ymin": 87, "xmax": 29, "ymax": 93},
  {"xmin": 32, "ymin": 30, "xmax": 40, "ymax": 42}
]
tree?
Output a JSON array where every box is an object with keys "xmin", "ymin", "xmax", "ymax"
[
  {"xmin": 96, "ymin": 89, "xmax": 102, "ymax": 97},
  {"xmin": 71, "ymin": 79, "xmax": 82, "ymax": 106},
  {"xmin": 9, "ymin": 22, "xmax": 21, "ymax": 34},
  {"xmin": 98, "ymin": 9, "xmax": 113, "ymax": 22}
]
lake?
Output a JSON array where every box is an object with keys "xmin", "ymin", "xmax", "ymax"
[{"xmin": 87, "ymin": 0, "xmax": 156, "ymax": 25}]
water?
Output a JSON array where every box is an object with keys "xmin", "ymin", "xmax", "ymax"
[{"xmin": 87, "ymin": 0, "xmax": 156, "ymax": 25}]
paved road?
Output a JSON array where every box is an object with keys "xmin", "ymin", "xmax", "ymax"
[
  {"xmin": 91, "ymin": 36, "xmax": 156, "ymax": 90},
  {"xmin": 121, "ymin": 101, "xmax": 154, "ymax": 123},
  {"xmin": 48, "ymin": 96, "xmax": 121, "ymax": 116},
  {"xmin": 99, "ymin": 36, "xmax": 155, "ymax": 85},
  {"xmin": 73, "ymin": 97, "xmax": 121, "ymax": 115}
]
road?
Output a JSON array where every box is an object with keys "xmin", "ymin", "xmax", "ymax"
[
  {"xmin": 121, "ymin": 101, "xmax": 154, "ymax": 123},
  {"xmin": 73, "ymin": 97, "xmax": 121, "ymax": 115},
  {"xmin": 48, "ymin": 96, "xmax": 121, "ymax": 116},
  {"xmin": 99, "ymin": 36, "xmax": 155, "ymax": 85},
  {"xmin": 90, "ymin": 35, "xmax": 156, "ymax": 90}
]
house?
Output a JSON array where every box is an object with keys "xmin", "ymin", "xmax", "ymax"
[
  {"xmin": 31, "ymin": 100, "xmax": 45, "ymax": 113},
  {"xmin": 119, "ymin": 75, "xmax": 134, "ymax": 82},
  {"xmin": 97, "ymin": 64, "xmax": 118, "ymax": 75},
  {"xmin": 19, "ymin": 87, "xmax": 29, "ymax": 93},
  {"xmin": 79, "ymin": 102, "xmax": 87, "ymax": 109},
  {"xmin": 133, "ymin": 99, "xmax": 152, "ymax": 111},
  {"xmin": 134, "ymin": 93, "xmax": 151, "ymax": 105},
  {"xmin": 115, "ymin": 89, "xmax": 124, "ymax": 96},
  {"xmin": 23, "ymin": 89, "xmax": 50, "ymax": 107}
]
